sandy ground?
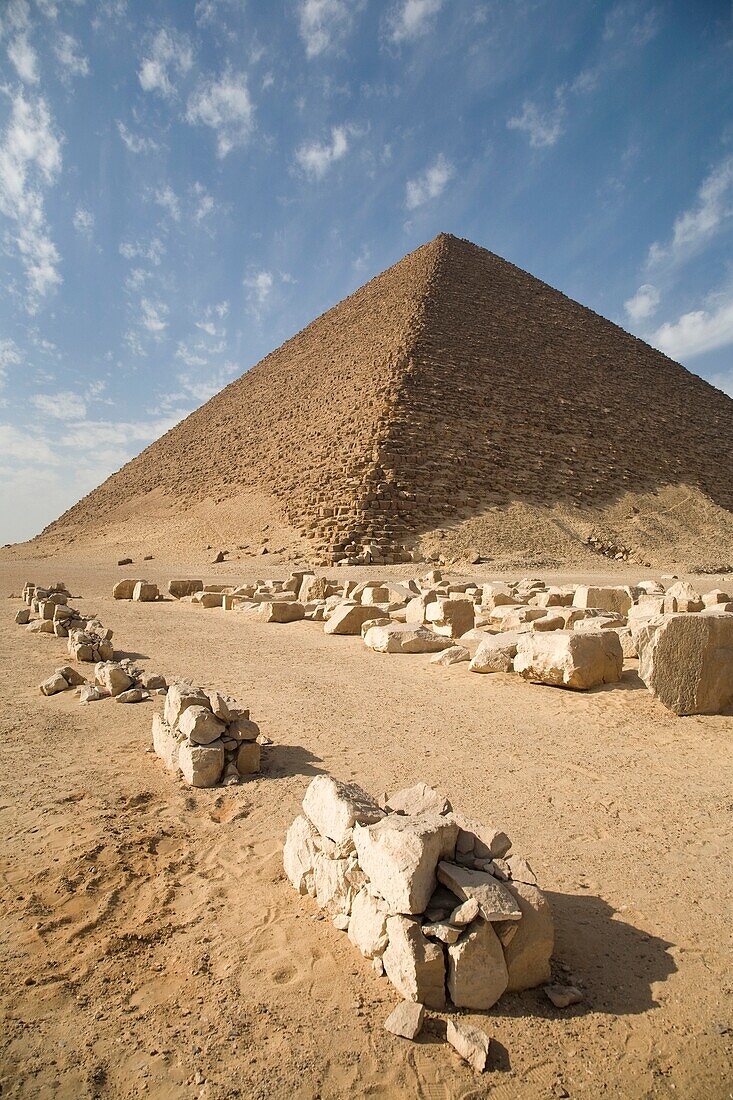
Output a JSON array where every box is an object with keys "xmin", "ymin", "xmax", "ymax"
[{"xmin": 0, "ymin": 557, "xmax": 732, "ymax": 1100}]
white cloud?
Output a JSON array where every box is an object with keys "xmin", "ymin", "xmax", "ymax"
[
  {"xmin": 154, "ymin": 184, "xmax": 181, "ymax": 221},
  {"xmin": 0, "ymin": 90, "xmax": 63, "ymax": 309},
  {"xmin": 119, "ymin": 237, "xmax": 165, "ymax": 265},
  {"xmin": 387, "ymin": 0, "xmax": 443, "ymax": 43},
  {"xmin": 54, "ymin": 32, "xmax": 89, "ymax": 78},
  {"xmin": 30, "ymin": 391, "xmax": 87, "ymax": 420},
  {"xmin": 7, "ymin": 34, "xmax": 38, "ymax": 83},
  {"xmin": 192, "ymin": 181, "xmax": 215, "ymax": 221},
  {"xmin": 72, "ymin": 206, "xmax": 94, "ymax": 236},
  {"xmin": 0, "ymin": 339, "xmax": 22, "ymax": 389},
  {"xmin": 603, "ymin": 2, "xmax": 659, "ymax": 46},
  {"xmin": 653, "ymin": 293, "xmax": 733, "ymax": 360},
  {"xmin": 138, "ymin": 28, "xmax": 193, "ymax": 99},
  {"xmin": 0, "ymin": 1, "xmax": 32, "ymax": 36},
  {"xmin": 297, "ymin": 0, "xmax": 361, "ymax": 58},
  {"xmin": 177, "ymin": 362, "xmax": 238, "ymax": 402},
  {"xmin": 507, "ymin": 99, "xmax": 565, "ymax": 148},
  {"xmin": 295, "ymin": 125, "xmax": 350, "ymax": 179},
  {"xmin": 648, "ymin": 157, "xmax": 733, "ymax": 268},
  {"xmin": 405, "ymin": 153, "xmax": 453, "ymax": 210},
  {"xmin": 624, "ymin": 283, "xmax": 660, "ymax": 323},
  {"xmin": 140, "ymin": 299, "xmax": 168, "ymax": 333},
  {"xmin": 117, "ymin": 121, "xmax": 159, "ymax": 154},
  {"xmin": 186, "ymin": 70, "xmax": 254, "ymax": 157},
  {"xmin": 243, "ymin": 270, "xmax": 273, "ymax": 306}
]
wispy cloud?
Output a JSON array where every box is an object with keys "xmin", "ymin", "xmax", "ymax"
[
  {"xmin": 0, "ymin": 339, "xmax": 22, "ymax": 391},
  {"xmin": 624, "ymin": 283, "xmax": 660, "ymax": 323},
  {"xmin": 507, "ymin": 98, "xmax": 565, "ymax": 148},
  {"xmin": 192, "ymin": 181, "xmax": 215, "ymax": 221},
  {"xmin": 138, "ymin": 28, "xmax": 193, "ymax": 99},
  {"xmin": 387, "ymin": 0, "xmax": 443, "ymax": 44},
  {"xmin": 297, "ymin": 0, "xmax": 362, "ymax": 58},
  {"xmin": 154, "ymin": 184, "xmax": 181, "ymax": 221},
  {"xmin": 140, "ymin": 298, "xmax": 168, "ymax": 333},
  {"xmin": 54, "ymin": 32, "xmax": 89, "ymax": 79},
  {"xmin": 0, "ymin": 90, "xmax": 63, "ymax": 309},
  {"xmin": 7, "ymin": 34, "xmax": 38, "ymax": 83},
  {"xmin": 186, "ymin": 69, "xmax": 254, "ymax": 156},
  {"xmin": 30, "ymin": 391, "xmax": 87, "ymax": 420},
  {"xmin": 603, "ymin": 1, "xmax": 659, "ymax": 47},
  {"xmin": 243, "ymin": 269, "xmax": 273, "ymax": 309},
  {"xmin": 647, "ymin": 157, "xmax": 733, "ymax": 268},
  {"xmin": 405, "ymin": 153, "xmax": 453, "ymax": 209},
  {"xmin": 72, "ymin": 206, "xmax": 94, "ymax": 236},
  {"xmin": 119, "ymin": 238, "xmax": 165, "ymax": 265},
  {"xmin": 295, "ymin": 124, "xmax": 350, "ymax": 179},
  {"xmin": 117, "ymin": 120, "xmax": 160, "ymax": 154},
  {"xmin": 653, "ymin": 291, "xmax": 733, "ymax": 361}
]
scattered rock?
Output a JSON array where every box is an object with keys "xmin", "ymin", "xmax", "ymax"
[
  {"xmin": 383, "ymin": 1001, "xmax": 424, "ymax": 1040},
  {"xmin": 446, "ymin": 1018, "xmax": 491, "ymax": 1073}
]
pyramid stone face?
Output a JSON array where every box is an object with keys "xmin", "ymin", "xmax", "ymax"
[{"xmin": 42, "ymin": 234, "xmax": 733, "ymax": 560}]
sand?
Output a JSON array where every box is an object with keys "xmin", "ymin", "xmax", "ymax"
[{"xmin": 1, "ymin": 556, "xmax": 732, "ymax": 1099}]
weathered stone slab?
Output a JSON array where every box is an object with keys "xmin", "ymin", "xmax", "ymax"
[
  {"xmin": 178, "ymin": 739, "xmax": 224, "ymax": 787},
  {"xmin": 283, "ymin": 814, "xmax": 320, "ymax": 896},
  {"xmin": 636, "ymin": 612, "xmax": 733, "ymax": 715},
  {"xmin": 437, "ymin": 861, "xmax": 521, "ymax": 922},
  {"xmin": 383, "ymin": 915, "xmax": 446, "ymax": 1008},
  {"xmin": 384, "ymin": 1001, "xmax": 424, "ymax": 1040},
  {"xmin": 363, "ymin": 622, "xmax": 446, "ymax": 653},
  {"xmin": 514, "ymin": 630, "xmax": 623, "ymax": 690},
  {"xmin": 446, "ymin": 1019, "xmax": 491, "ymax": 1073},
  {"xmin": 354, "ymin": 814, "xmax": 458, "ymax": 915},
  {"xmin": 302, "ymin": 775, "xmax": 384, "ymax": 843},
  {"xmin": 447, "ymin": 917, "xmax": 508, "ymax": 1009},
  {"xmin": 502, "ymin": 879, "xmax": 554, "ymax": 992}
]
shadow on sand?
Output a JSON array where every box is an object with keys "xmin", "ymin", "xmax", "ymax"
[
  {"xmin": 497, "ymin": 890, "xmax": 676, "ymax": 1022},
  {"xmin": 265, "ymin": 744, "xmax": 324, "ymax": 779}
]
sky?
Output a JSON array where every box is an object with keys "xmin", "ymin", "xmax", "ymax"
[{"xmin": 0, "ymin": 0, "xmax": 731, "ymax": 544}]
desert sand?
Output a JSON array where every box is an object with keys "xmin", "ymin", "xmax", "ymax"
[{"xmin": 1, "ymin": 555, "xmax": 731, "ymax": 1099}]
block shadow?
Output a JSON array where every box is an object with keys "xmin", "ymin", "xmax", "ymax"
[
  {"xmin": 264, "ymin": 744, "xmax": 324, "ymax": 779},
  {"xmin": 497, "ymin": 890, "xmax": 676, "ymax": 1020}
]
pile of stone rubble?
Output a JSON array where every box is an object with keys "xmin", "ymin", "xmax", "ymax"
[
  {"xmin": 166, "ymin": 570, "xmax": 733, "ymax": 715},
  {"xmin": 152, "ymin": 681, "xmax": 265, "ymax": 788},
  {"xmin": 285, "ymin": 776, "xmax": 554, "ymax": 1071},
  {"xmin": 284, "ymin": 776, "xmax": 553, "ymax": 1006},
  {"xmin": 16, "ymin": 579, "xmax": 116, "ymax": 661},
  {"xmin": 40, "ymin": 659, "xmax": 167, "ymax": 704}
]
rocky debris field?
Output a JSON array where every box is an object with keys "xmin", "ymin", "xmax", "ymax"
[{"xmin": 1, "ymin": 556, "xmax": 732, "ymax": 1098}]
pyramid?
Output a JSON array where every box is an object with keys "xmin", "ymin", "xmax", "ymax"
[{"xmin": 41, "ymin": 233, "xmax": 733, "ymax": 565}]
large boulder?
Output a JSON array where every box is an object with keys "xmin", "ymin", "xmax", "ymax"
[
  {"xmin": 363, "ymin": 622, "xmax": 446, "ymax": 654},
  {"xmin": 324, "ymin": 603, "xmax": 378, "ymax": 635},
  {"xmin": 501, "ymin": 879, "xmax": 554, "ymax": 992},
  {"xmin": 112, "ymin": 579, "xmax": 138, "ymax": 600},
  {"xmin": 348, "ymin": 886, "xmax": 389, "ymax": 958},
  {"xmin": 94, "ymin": 662, "xmax": 133, "ymax": 697},
  {"xmin": 382, "ymin": 915, "xmax": 446, "ymax": 1008},
  {"xmin": 259, "ymin": 601, "xmax": 306, "ymax": 623},
  {"xmin": 353, "ymin": 814, "xmax": 458, "ymax": 915},
  {"xmin": 469, "ymin": 632, "xmax": 520, "ymax": 673},
  {"xmin": 283, "ymin": 814, "xmax": 320, "ymax": 896},
  {"xmin": 177, "ymin": 705, "xmax": 226, "ymax": 745},
  {"xmin": 302, "ymin": 775, "xmax": 384, "ymax": 843},
  {"xmin": 447, "ymin": 917, "xmax": 508, "ymax": 1009},
  {"xmin": 133, "ymin": 581, "xmax": 159, "ymax": 602},
  {"xmin": 168, "ymin": 579, "xmax": 203, "ymax": 598},
  {"xmin": 424, "ymin": 597, "xmax": 475, "ymax": 639},
  {"xmin": 152, "ymin": 714, "xmax": 182, "ymax": 773},
  {"xmin": 385, "ymin": 783, "xmax": 451, "ymax": 817},
  {"xmin": 514, "ymin": 630, "xmax": 623, "ymax": 690},
  {"xmin": 436, "ymin": 862, "xmax": 522, "ymax": 922},
  {"xmin": 164, "ymin": 682, "xmax": 210, "ymax": 727},
  {"xmin": 635, "ymin": 612, "xmax": 733, "ymax": 715},
  {"xmin": 572, "ymin": 585, "xmax": 633, "ymax": 614},
  {"xmin": 663, "ymin": 581, "xmax": 704, "ymax": 614},
  {"xmin": 178, "ymin": 739, "xmax": 224, "ymax": 788}
]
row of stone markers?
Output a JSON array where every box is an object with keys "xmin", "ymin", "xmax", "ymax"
[
  {"xmin": 16, "ymin": 581, "xmax": 265, "ymax": 789},
  {"xmin": 158, "ymin": 570, "xmax": 733, "ymax": 715},
  {"xmin": 285, "ymin": 775, "xmax": 576, "ymax": 1072}
]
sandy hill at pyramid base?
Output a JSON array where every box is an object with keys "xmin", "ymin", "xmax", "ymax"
[
  {"xmin": 12, "ymin": 481, "xmax": 733, "ymax": 576},
  {"xmin": 16, "ymin": 233, "xmax": 733, "ymax": 570}
]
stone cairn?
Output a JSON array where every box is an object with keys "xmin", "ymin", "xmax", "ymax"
[
  {"xmin": 167, "ymin": 569, "xmax": 733, "ymax": 715},
  {"xmin": 285, "ymin": 776, "xmax": 554, "ymax": 1070},
  {"xmin": 40, "ymin": 659, "xmax": 167, "ymax": 704},
  {"xmin": 152, "ymin": 682, "xmax": 264, "ymax": 788}
]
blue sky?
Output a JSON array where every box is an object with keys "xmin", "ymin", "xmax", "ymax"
[{"xmin": 0, "ymin": 0, "xmax": 731, "ymax": 544}]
